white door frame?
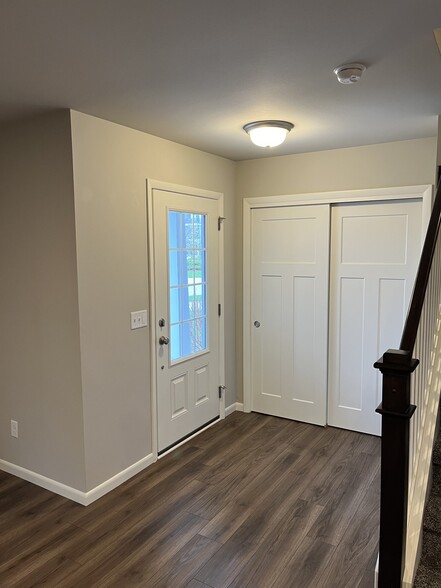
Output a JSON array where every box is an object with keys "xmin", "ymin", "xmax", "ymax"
[
  {"xmin": 147, "ymin": 179, "xmax": 225, "ymax": 459},
  {"xmin": 243, "ymin": 184, "xmax": 432, "ymax": 414}
]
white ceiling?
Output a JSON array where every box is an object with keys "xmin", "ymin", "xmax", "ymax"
[{"xmin": 1, "ymin": 0, "xmax": 440, "ymax": 161}]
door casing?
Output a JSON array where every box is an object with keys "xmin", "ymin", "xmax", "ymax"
[
  {"xmin": 147, "ymin": 180, "xmax": 225, "ymax": 459},
  {"xmin": 243, "ymin": 185, "xmax": 432, "ymax": 417}
]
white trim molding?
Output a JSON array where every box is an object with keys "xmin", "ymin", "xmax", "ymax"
[
  {"xmin": 0, "ymin": 453, "xmax": 155, "ymax": 506},
  {"xmin": 225, "ymin": 402, "xmax": 244, "ymax": 416}
]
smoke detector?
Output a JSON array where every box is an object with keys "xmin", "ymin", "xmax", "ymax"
[{"xmin": 333, "ymin": 63, "xmax": 366, "ymax": 84}]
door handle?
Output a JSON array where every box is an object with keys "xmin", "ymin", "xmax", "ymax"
[{"xmin": 159, "ymin": 336, "xmax": 170, "ymax": 346}]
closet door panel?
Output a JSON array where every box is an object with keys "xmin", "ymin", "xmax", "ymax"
[
  {"xmin": 328, "ymin": 200, "xmax": 422, "ymax": 435},
  {"xmin": 251, "ymin": 205, "xmax": 330, "ymax": 425}
]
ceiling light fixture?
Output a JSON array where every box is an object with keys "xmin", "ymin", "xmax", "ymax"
[
  {"xmin": 243, "ymin": 120, "xmax": 294, "ymax": 148},
  {"xmin": 333, "ymin": 63, "xmax": 366, "ymax": 84}
]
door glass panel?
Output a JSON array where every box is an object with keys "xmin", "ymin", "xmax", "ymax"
[
  {"xmin": 183, "ymin": 285, "xmax": 195, "ymax": 320},
  {"xmin": 168, "ymin": 211, "xmax": 180, "ymax": 249},
  {"xmin": 169, "ymin": 250, "xmax": 181, "ymax": 287},
  {"xmin": 183, "ymin": 212, "xmax": 194, "ymax": 248},
  {"xmin": 168, "ymin": 210, "xmax": 208, "ymax": 362},
  {"xmin": 193, "ymin": 214, "xmax": 204, "ymax": 249},
  {"xmin": 170, "ymin": 324, "xmax": 181, "ymax": 361},
  {"xmin": 186, "ymin": 251, "xmax": 196, "ymax": 285},
  {"xmin": 194, "ymin": 285, "xmax": 206, "ymax": 318},
  {"xmin": 194, "ymin": 251, "xmax": 205, "ymax": 284},
  {"xmin": 169, "ymin": 288, "xmax": 180, "ymax": 323},
  {"xmin": 193, "ymin": 318, "xmax": 206, "ymax": 352}
]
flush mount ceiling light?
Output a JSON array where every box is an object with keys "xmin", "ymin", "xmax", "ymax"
[
  {"xmin": 243, "ymin": 120, "xmax": 294, "ymax": 148},
  {"xmin": 333, "ymin": 63, "xmax": 366, "ymax": 84}
]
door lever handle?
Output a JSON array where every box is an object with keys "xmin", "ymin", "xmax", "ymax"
[{"xmin": 159, "ymin": 336, "xmax": 170, "ymax": 346}]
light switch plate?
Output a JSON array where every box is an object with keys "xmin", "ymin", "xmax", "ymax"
[{"xmin": 131, "ymin": 310, "xmax": 148, "ymax": 330}]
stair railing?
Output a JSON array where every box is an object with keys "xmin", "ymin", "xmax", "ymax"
[{"xmin": 375, "ymin": 175, "xmax": 441, "ymax": 587}]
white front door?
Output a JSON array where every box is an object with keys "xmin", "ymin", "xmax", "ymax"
[
  {"xmin": 328, "ymin": 200, "xmax": 422, "ymax": 435},
  {"xmin": 250, "ymin": 205, "xmax": 330, "ymax": 425},
  {"xmin": 152, "ymin": 188, "xmax": 221, "ymax": 452}
]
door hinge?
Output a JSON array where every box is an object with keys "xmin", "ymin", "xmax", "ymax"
[
  {"xmin": 219, "ymin": 385, "xmax": 226, "ymax": 399},
  {"xmin": 218, "ymin": 303, "xmax": 221, "ymax": 316},
  {"xmin": 218, "ymin": 216, "xmax": 226, "ymax": 231}
]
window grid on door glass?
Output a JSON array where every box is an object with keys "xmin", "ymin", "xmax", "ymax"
[{"xmin": 168, "ymin": 210, "xmax": 207, "ymax": 362}]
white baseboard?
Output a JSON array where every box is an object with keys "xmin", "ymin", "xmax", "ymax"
[
  {"xmin": 1, "ymin": 405, "xmax": 248, "ymax": 504},
  {"xmin": 0, "ymin": 458, "xmax": 89, "ymax": 504},
  {"xmin": 83, "ymin": 453, "xmax": 156, "ymax": 505},
  {"xmin": 0, "ymin": 452, "xmax": 156, "ymax": 506},
  {"xmin": 225, "ymin": 402, "xmax": 244, "ymax": 416}
]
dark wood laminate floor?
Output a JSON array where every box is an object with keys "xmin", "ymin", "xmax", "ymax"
[{"xmin": 0, "ymin": 412, "xmax": 380, "ymax": 587}]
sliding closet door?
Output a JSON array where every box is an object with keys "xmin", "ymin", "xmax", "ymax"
[
  {"xmin": 328, "ymin": 200, "xmax": 422, "ymax": 435},
  {"xmin": 251, "ymin": 205, "xmax": 330, "ymax": 425}
]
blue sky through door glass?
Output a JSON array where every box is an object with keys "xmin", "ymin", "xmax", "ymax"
[{"xmin": 168, "ymin": 210, "xmax": 207, "ymax": 361}]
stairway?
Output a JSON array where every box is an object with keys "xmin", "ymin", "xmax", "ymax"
[{"xmin": 414, "ymin": 428, "xmax": 441, "ymax": 586}]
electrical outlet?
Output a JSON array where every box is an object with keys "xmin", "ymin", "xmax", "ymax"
[{"xmin": 10, "ymin": 420, "xmax": 18, "ymax": 438}]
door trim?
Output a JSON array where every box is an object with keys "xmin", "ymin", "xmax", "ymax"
[
  {"xmin": 147, "ymin": 180, "xmax": 225, "ymax": 459},
  {"xmin": 243, "ymin": 184, "xmax": 432, "ymax": 413}
]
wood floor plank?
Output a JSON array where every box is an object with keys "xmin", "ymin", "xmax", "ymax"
[
  {"xmin": 29, "ymin": 557, "xmax": 82, "ymax": 587},
  {"xmin": 0, "ymin": 492, "xmax": 81, "ymax": 565},
  {"xmin": 268, "ymin": 536, "xmax": 336, "ymax": 588},
  {"xmin": 205, "ymin": 424, "xmax": 351, "ymax": 543},
  {"xmin": 0, "ymin": 476, "xmax": 52, "ymax": 511},
  {"xmin": 0, "ymin": 413, "xmax": 381, "ymax": 587},
  {"xmin": 187, "ymin": 420, "xmax": 336, "ymax": 524},
  {"xmin": 193, "ymin": 533, "xmax": 259, "ymax": 588},
  {"xmin": 192, "ymin": 412, "xmax": 268, "ymax": 462},
  {"xmin": 0, "ymin": 473, "xmax": 30, "ymax": 501},
  {"xmin": 225, "ymin": 499, "xmax": 324, "ymax": 588},
  {"xmin": 306, "ymin": 451, "xmax": 380, "ymax": 546},
  {"xmin": 187, "ymin": 440, "xmax": 301, "ymax": 523},
  {"xmin": 313, "ymin": 468, "xmax": 381, "ymax": 588},
  {"xmin": 299, "ymin": 429, "xmax": 368, "ymax": 505},
  {"xmin": 0, "ymin": 523, "xmax": 88, "ymax": 586},
  {"xmin": 194, "ymin": 415, "xmax": 295, "ymax": 485},
  {"xmin": 69, "ymin": 456, "xmax": 209, "ymax": 536},
  {"xmin": 198, "ymin": 446, "xmax": 301, "ymax": 543},
  {"xmin": 185, "ymin": 580, "xmax": 213, "ymax": 588},
  {"xmin": 67, "ymin": 478, "xmax": 207, "ymax": 566},
  {"xmin": 356, "ymin": 547, "xmax": 380, "ymax": 588},
  {"xmin": 148, "ymin": 534, "xmax": 221, "ymax": 588},
  {"xmin": 89, "ymin": 512, "xmax": 209, "ymax": 588},
  {"xmin": 0, "ymin": 501, "xmax": 90, "ymax": 569},
  {"xmin": 0, "ymin": 490, "xmax": 66, "ymax": 529}
]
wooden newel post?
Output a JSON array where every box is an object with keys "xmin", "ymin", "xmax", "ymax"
[{"xmin": 374, "ymin": 349, "xmax": 418, "ymax": 588}]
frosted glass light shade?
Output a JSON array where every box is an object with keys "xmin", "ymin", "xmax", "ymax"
[{"xmin": 243, "ymin": 120, "xmax": 294, "ymax": 148}]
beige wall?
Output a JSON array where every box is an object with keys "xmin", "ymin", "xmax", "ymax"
[
  {"xmin": 234, "ymin": 137, "xmax": 438, "ymax": 402},
  {"xmin": 0, "ymin": 111, "xmax": 86, "ymax": 490},
  {"xmin": 1, "ymin": 109, "xmax": 437, "ymax": 495},
  {"xmin": 236, "ymin": 137, "xmax": 437, "ymax": 198},
  {"xmin": 436, "ymin": 116, "xmax": 441, "ymax": 165},
  {"xmin": 70, "ymin": 111, "xmax": 236, "ymax": 490}
]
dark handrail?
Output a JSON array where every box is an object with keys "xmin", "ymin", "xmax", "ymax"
[{"xmin": 400, "ymin": 177, "xmax": 441, "ymax": 352}]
